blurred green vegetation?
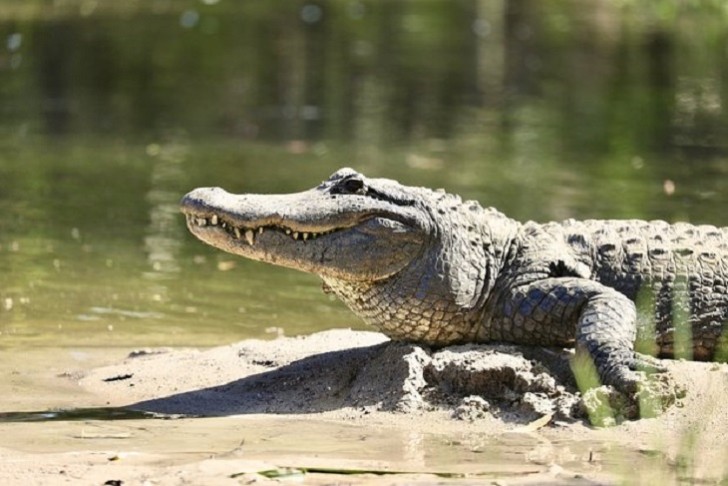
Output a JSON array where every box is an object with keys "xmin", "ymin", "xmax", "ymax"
[{"xmin": 1, "ymin": 0, "xmax": 727, "ymax": 152}]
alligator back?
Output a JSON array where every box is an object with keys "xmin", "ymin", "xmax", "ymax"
[{"xmin": 560, "ymin": 219, "xmax": 728, "ymax": 360}]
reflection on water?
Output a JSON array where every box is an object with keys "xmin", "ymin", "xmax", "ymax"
[
  {"xmin": 144, "ymin": 140, "xmax": 186, "ymax": 280},
  {"xmin": 1, "ymin": 0, "xmax": 728, "ymax": 347}
]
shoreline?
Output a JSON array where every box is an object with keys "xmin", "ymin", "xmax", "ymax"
[{"xmin": 0, "ymin": 329, "xmax": 725, "ymax": 484}]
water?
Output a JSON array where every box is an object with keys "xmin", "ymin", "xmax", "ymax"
[
  {"xmin": 1, "ymin": 4, "xmax": 727, "ymax": 483},
  {"xmin": 1, "ymin": 0, "xmax": 728, "ymax": 348}
]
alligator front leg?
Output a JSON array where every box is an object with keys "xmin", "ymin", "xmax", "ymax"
[
  {"xmin": 493, "ymin": 277, "xmax": 664, "ymax": 394},
  {"xmin": 573, "ymin": 284, "xmax": 669, "ymax": 392}
]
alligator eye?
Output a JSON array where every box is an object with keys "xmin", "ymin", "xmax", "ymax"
[{"xmin": 341, "ymin": 178, "xmax": 365, "ymax": 194}]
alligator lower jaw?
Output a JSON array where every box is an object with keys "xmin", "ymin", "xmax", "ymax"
[{"xmin": 184, "ymin": 213, "xmax": 342, "ymax": 245}]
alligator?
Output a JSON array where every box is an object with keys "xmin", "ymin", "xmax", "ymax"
[{"xmin": 180, "ymin": 168, "xmax": 728, "ymax": 397}]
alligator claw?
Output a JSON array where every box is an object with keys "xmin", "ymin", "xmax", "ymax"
[
  {"xmin": 582, "ymin": 368, "xmax": 684, "ymax": 425},
  {"xmin": 629, "ymin": 352, "xmax": 668, "ymax": 374}
]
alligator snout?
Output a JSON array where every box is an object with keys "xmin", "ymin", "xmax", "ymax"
[{"xmin": 180, "ymin": 187, "xmax": 232, "ymax": 215}]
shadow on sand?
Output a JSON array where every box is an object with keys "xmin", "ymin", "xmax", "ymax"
[{"xmin": 129, "ymin": 342, "xmax": 415, "ymax": 416}]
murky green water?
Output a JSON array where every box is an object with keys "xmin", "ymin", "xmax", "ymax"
[{"xmin": 2, "ymin": 0, "xmax": 728, "ymax": 347}]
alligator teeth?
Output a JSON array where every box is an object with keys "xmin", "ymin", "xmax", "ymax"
[{"xmin": 194, "ymin": 220, "xmax": 337, "ymax": 242}]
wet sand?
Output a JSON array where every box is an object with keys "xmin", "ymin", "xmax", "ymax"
[{"xmin": 0, "ymin": 330, "xmax": 726, "ymax": 485}]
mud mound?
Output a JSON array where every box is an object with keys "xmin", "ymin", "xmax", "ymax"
[{"xmin": 80, "ymin": 330, "xmax": 677, "ymax": 425}]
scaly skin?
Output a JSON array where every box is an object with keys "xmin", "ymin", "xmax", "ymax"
[{"xmin": 180, "ymin": 168, "xmax": 728, "ymax": 395}]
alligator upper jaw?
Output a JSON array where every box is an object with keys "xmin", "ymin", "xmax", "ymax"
[
  {"xmin": 179, "ymin": 186, "xmax": 391, "ymax": 244},
  {"xmin": 180, "ymin": 186, "xmax": 426, "ymax": 281}
]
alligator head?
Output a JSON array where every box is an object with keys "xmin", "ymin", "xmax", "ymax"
[
  {"xmin": 180, "ymin": 168, "xmax": 517, "ymax": 344},
  {"xmin": 180, "ymin": 168, "xmax": 426, "ymax": 281}
]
